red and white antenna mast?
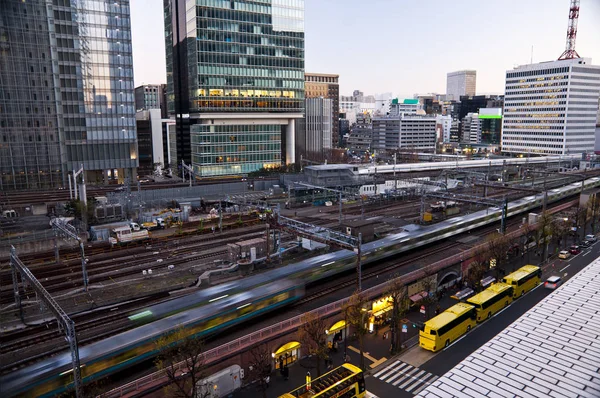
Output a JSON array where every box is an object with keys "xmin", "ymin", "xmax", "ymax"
[{"xmin": 558, "ymin": 0, "xmax": 581, "ymax": 60}]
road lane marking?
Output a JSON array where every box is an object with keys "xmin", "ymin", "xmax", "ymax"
[
  {"xmin": 583, "ymin": 251, "xmax": 591, "ymax": 256},
  {"xmin": 443, "ymin": 333, "xmax": 468, "ymax": 351},
  {"xmin": 560, "ymin": 263, "xmax": 572, "ymax": 272}
]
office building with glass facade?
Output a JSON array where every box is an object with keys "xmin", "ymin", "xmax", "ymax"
[
  {"xmin": 165, "ymin": 0, "xmax": 304, "ymax": 177},
  {"xmin": 0, "ymin": 0, "xmax": 138, "ymax": 190}
]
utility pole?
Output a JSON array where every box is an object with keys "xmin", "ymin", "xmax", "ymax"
[{"xmin": 356, "ymin": 233, "xmax": 362, "ymax": 291}]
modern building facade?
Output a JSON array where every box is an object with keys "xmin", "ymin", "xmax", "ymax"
[
  {"xmin": 461, "ymin": 113, "xmax": 481, "ymax": 143},
  {"xmin": 446, "ymin": 70, "xmax": 476, "ymax": 101},
  {"xmin": 0, "ymin": 0, "xmax": 138, "ymax": 190},
  {"xmin": 436, "ymin": 115, "xmax": 452, "ymax": 143},
  {"xmin": 136, "ymin": 109, "xmax": 173, "ymax": 174},
  {"xmin": 502, "ymin": 58, "xmax": 600, "ymax": 155},
  {"xmin": 135, "ymin": 84, "xmax": 168, "ymax": 118},
  {"xmin": 305, "ymin": 73, "xmax": 339, "ymax": 146},
  {"xmin": 347, "ymin": 113, "xmax": 372, "ymax": 154},
  {"xmin": 297, "ymin": 97, "xmax": 332, "ymax": 161},
  {"xmin": 479, "ymin": 108, "xmax": 502, "ymax": 145},
  {"xmin": 372, "ymin": 114, "xmax": 437, "ymax": 153},
  {"xmin": 165, "ymin": 0, "xmax": 305, "ymax": 177},
  {"xmin": 458, "ymin": 94, "xmax": 503, "ymax": 121}
]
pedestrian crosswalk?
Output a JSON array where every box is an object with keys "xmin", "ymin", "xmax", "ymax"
[{"xmin": 372, "ymin": 360, "xmax": 438, "ymax": 395}]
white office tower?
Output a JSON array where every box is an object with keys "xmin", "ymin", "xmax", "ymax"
[
  {"xmin": 446, "ymin": 70, "xmax": 477, "ymax": 101},
  {"xmin": 502, "ymin": 58, "xmax": 600, "ymax": 155}
]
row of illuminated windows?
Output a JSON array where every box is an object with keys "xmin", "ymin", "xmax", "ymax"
[
  {"xmin": 505, "ymin": 89, "xmax": 567, "ymax": 95},
  {"xmin": 193, "ymin": 152, "xmax": 281, "ymax": 165},
  {"xmin": 195, "ymin": 88, "xmax": 298, "ymax": 98}
]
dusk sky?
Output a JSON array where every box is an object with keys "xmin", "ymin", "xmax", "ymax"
[{"xmin": 131, "ymin": 0, "xmax": 600, "ymax": 98}]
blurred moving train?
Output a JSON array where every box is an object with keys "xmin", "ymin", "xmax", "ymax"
[{"xmin": 2, "ymin": 176, "xmax": 599, "ymax": 396}]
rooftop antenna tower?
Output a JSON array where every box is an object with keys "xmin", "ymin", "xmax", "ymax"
[{"xmin": 558, "ymin": 0, "xmax": 581, "ymax": 60}]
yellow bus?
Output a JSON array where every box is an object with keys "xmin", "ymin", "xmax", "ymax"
[
  {"xmin": 466, "ymin": 283, "xmax": 513, "ymax": 322},
  {"xmin": 278, "ymin": 363, "xmax": 366, "ymax": 398},
  {"xmin": 419, "ymin": 302, "xmax": 477, "ymax": 352},
  {"xmin": 501, "ymin": 265, "xmax": 542, "ymax": 298}
]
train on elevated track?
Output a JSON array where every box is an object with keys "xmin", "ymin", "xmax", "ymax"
[{"xmin": 3, "ymin": 176, "xmax": 599, "ymax": 397}]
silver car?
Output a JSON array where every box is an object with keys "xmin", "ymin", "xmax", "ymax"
[{"xmin": 544, "ymin": 276, "xmax": 562, "ymax": 290}]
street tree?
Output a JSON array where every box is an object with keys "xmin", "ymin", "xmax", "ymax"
[
  {"xmin": 154, "ymin": 329, "xmax": 209, "ymax": 398},
  {"xmin": 552, "ymin": 218, "xmax": 571, "ymax": 251},
  {"xmin": 419, "ymin": 270, "xmax": 439, "ymax": 320},
  {"xmin": 342, "ymin": 291, "xmax": 368, "ymax": 370},
  {"xmin": 588, "ymin": 196, "xmax": 600, "ymax": 234},
  {"xmin": 385, "ymin": 275, "xmax": 409, "ymax": 355},
  {"xmin": 535, "ymin": 212, "xmax": 553, "ymax": 263},
  {"xmin": 484, "ymin": 232, "xmax": 512, "ymax": 278},
  {"xmin": 247, "ymin": 344, "xmax": 272, "ymax": 398},
  {"xmin": 298, "ymin": 312, "xmax": 329, "ymax": 377}
]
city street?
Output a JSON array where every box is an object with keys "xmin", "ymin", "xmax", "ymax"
[{"xmin": 366, "ymin": 239, "xmax": 600, "ymax": 398}]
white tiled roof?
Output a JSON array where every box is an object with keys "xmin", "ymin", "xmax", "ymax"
[{"xmin": 417, "ymin": 256, "xmax": 600, "ymax": 398}]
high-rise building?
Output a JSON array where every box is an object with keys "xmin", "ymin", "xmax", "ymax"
[
  {"xmin": 446, "ymin": 70, "xmax": 477, "ymax": 101},
  {"xmin": 164, "ymin": 0, "xmax": 304, "ymax": 176},
  {"xmin": 305, "ymin": 73, "xmax": 339, "ymax": 146},
  {"xmin": 298, "ymin": 97, "xmax": 332, "ymax": 161},
  {"xmin": 135, "ymin": 84, "xmax": 168, "ymax": 118},
  {"xmin": 0, "ymin": 0, "xmax": 138, "ymax": 190},
  {"xmin": 502, "ymin": 58, "xmax": 600, "ymax": 155}
]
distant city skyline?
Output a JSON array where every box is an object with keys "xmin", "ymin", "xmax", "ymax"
[{"xmin": 131, "ymin": 0, "xmax": 600, "ymax": 97}]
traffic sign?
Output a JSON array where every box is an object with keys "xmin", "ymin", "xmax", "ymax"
[
  {"xmin": 420, "ymin": 305, "xmax": 426, "ymax": 314},
  {"xmin": 402, "ymin": 324, "xmax": 408, "ymax": 333}
]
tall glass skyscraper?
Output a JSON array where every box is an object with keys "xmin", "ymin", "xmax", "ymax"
[
  {"xmin": 0, "ymin": 0, "xmax": 137, "ymax": 191},
  {"xmin": 165, "ymin": 0, "xmax": 304, "ymax": 176}
]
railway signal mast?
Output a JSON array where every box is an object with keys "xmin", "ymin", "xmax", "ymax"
[
  {"xmin": 558, "ymin": 0, "xmax": 581, "ymax": 60},
  {"xmin": 9, "ymin": 246, "xmax": 83, "ymax": 397}
]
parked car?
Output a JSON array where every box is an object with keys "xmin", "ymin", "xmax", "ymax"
[
  {"xmin": 580, "ymin": 240, "xmax": 591, "ymax": 248},
  {"xmin": 585, "ymin": 234, "xmax": 597, "ymax": 243},
  {"xmin": 544, "ymin": 276, "xmax": 562, "ymax": 290},
  {"xmin": 569, "ymin": 245, "xmax": 581, "ymax": 255},
  {"xmin": 558, "ymin": 250, "xmax": 571, "ymax": 259}
]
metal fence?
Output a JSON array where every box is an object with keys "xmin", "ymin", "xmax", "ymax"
[{"xmin": 0, "ymin": 229, "xmax": 55, "ymax": 248}]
